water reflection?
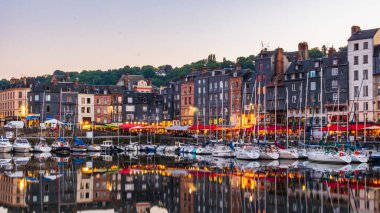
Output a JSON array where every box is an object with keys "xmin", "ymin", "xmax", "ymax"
[{"xmin": 0, "ymin": 153, "xmax": 378, "ymax": 212}]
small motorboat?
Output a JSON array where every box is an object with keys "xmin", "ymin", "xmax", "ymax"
[
  {"xmin": 0, "ymin": 136, "xmax": 12, "ymax": 153},
  {"xmin": 52, "ymin": 137, "xmax": 71, "ymax": 155},
  {"xmin": 12, "ymin": 138, "xmax": 32, "ymax": 153},
  {"xmin": 33, "ymin": 138, "xmax": 52, "ymax": 152}
]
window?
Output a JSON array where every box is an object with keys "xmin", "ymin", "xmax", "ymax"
[
  {"xmin": 127, "ymin": 97, "xmax": 132, "ymax": 103},
  {"xmin": 333, "ymin": 93, "xmax": 338, "ymax": 101},
  {"xmin": 81, "ymin": 107, "xmax": 85, "ymax": 113},
  {"xmin": 46, "ymin": 105, "xmax": 51, "ymax": 113},
  {"xmin": 333, "ymin": 59, "xmax": 338, "ymax": 65},
  {"xmin": 354, "ymin": 56, "xmax": 359, "ymax": 65},
  {"xmin": 45, "ymin": 94, "xmax": 51, "ymax": 102},
  {"xmin": 309, "ymin": 71, "xmax": 316, "ymax": 78},
  {"xmin": 86, "ymin": 107, "xmax": 91, "ymax": 113},
  {"xmin": 363, "ymin": 85, "xmax": 368, "ymax": 97},
  {"xmin": 46, "ymin": 86, "xmax": 50, "ymax": 91},
  {"xmin": 364, "ymin": 42, "xmax": 368, "ymax": 49},
  {"xmin": 291, "ymin": 74, "xmax": 295, "ymax": 80},
  {"xmin": 354, "ymin": 70, "xmax": 359, "ymax": 81},
  {"xmin": 354, "ymin": 43, "xmax": 359, "ymax": 51},
  {"xmin": 96, "ymin": 99, "xmax": 100, "ymax": 104},
  {"xmin": 314, "ymin": 62, "xmax": 319, "ymax": 68},
  {"xmin": 143, "ymin": 106, "xmax": 147, "ymax": 112},
  {"xmin": 378, "ymin": 86, "xmax": 380, "ymax": 95},
  {"xmin": 354, "ymin": 103, "xmax": 359, "ymax": 110},
  {"xmin": 87, "ymin": 98, "xmax": 91, "ymax": 104},
  {"xmin": 291, "ymin": 84, "xmax": 296, "ymax": 91},
  {"xmin": 35, "ymin": 95, "xmax": 39, "ymax": 101},
  {"xmin": 118, "ymin": 96, "xmax": 122, "ymax": 103},
  {"xmin": 331, "ymin": 80, "xmax": 338, "ymax": 88},
  {"xmin": 292, "ymin": 96, "xmax": 297, "ymax": 103},
  {"xmin": 363, "ymin": 55, "xmax": 368, "ymax": 64},
  {"xmin": 354, "ymin": 86, "xmax": 359, "ymax": 97},
  {"xmin": 18, "ymin": 92, "xmax": 22, "ymax": 98},
  {"xmin": 363, "ymin": 70, "xmax": 368, "ymax": 80},
  {"xmin": 310, "ymin": 82, "xmax": 316, "ymax": 91},
  {"xmin": 363, "ymin": 102, "xmax": 368, "ymax": 111},
  {"xmin": 44, "ymin": 196, "xmax": 49, "ymax": 202},
  {"xmin": 332, "ymin": 68, "xmax": 339, "ymax": 76},
  {"xmin": 97, "ymin": 109, "xmax": 100, "ymax": 114},
  {"xmin": 67, "ymin": 96, "xmax": 72, "ymax": 103}
]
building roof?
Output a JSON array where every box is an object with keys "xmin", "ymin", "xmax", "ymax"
[{"xmin": 347, "ymin": 28, "xmax": 379, "ymax": 41}]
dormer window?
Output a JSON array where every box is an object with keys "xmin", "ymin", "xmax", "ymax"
[
  {"xmin": 46, "ymin": 86, "xmax": 50, "ymax": 91},
  {"xmin": 233, "ymin": 72, "xmax": 237, "ymax": 77},
  {"xmin": 84, "ymin": 89, "xmax": 89, "ymax": 94},
  {"xmin": 291, "ymin": 74, "xmax": 295, "ymax": 80},
  {"xmin": 67, "ymin": 88, "xmax": 71, "ymax": 92},
  {"xmin": 95, "ymin": 90, "xmax": 99, "ymax": 94},
  {"xmin": 314, "ymin": 62, "xmax": 319, "ymax": 68},
  {"xmin": 333, "ymin": 59, "xmax": 338, "ymax": 65},
  {"xmin": 295, "ymin": 65, "xmax": 299, "ymax": 70},
  {"xmin": 104, "ymin": 90, "xmax": 108, "ymax": 95}
]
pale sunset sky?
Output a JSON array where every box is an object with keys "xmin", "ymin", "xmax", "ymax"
[{"xmin": 0, "ymin": 0, "xmax": 379, "ymax": 79}]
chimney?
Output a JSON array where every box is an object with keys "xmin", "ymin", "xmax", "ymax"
[
  {"xmin": 274, "ymin": 48, "xmax": 284, "ymax": 76},
  {"xmin": 123, "ymin": 74, "xmax": 129, "ymax": 90},
  {"xmin": 328, "ymin": 47, "xmax": 336, "ymax": 57},
  {"xmin": 236, "ymin": 64, "xmax": 242, "ymax": 70},
  {"xmin": 297, "ymin": 42, "xmax": 309, "ymax": 61},
  {"xmin": 351, "ymin": 25, "xmax": 361, "ymax": 35},
  {"xmin": 73, "ymin": 77, "xmax": 79, "ymax": 86}
]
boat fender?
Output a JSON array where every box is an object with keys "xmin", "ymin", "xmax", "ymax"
[{"xmin": 339, "ymin": 152, "xmax": 344, "ymax": 157}]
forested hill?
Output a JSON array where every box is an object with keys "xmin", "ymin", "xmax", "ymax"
[{"xmin": 0, "ymin": 54, "xmax": 255, "ymax": 87}]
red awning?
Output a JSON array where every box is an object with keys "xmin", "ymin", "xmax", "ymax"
[
  {"xmin": 245, "ymin": 125, "xmax": 289, "ymax": 131},
  {"xmin": 322, "ymin": 125, "xmax": 347, "ymax": 131},
  {"xmin": 119, "ymin": 124, "xmax": 139, "ymax": 130},
  {"xmin": 188, "ymin": 125, "xmax": 206, "ymax": 130},
  {"xmin": 347, "ymin": 123, "xmax": 373, "ymax": 131}
]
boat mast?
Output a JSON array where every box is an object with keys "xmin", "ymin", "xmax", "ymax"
[
  {"xmin": 337, "ymin": 87, "xmax": 340, "ymax": 145},
  {"xmin": 274, "ymin": 79, "xmax": 277, "ymax": 142},
  {"xmin": 320, "ymin": 60, "xmax": 323, "ymax": 141},
  {"xmin": 286, "ymin": 87, "xmax": 289, "ymax": 148},
  {"xmin": 257, "ymin": 76, "xmax": 261, "ymax": 142},
  {"xmin": 253, "ymin": 80, "xmax": 257, "ymax": 142},
  {"xmin": 304, "ymin": 72, "xmax": 309, "ymax": 144}
]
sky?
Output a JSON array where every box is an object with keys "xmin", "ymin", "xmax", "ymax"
[{"xmin": 0, "ymin": 0, "xmax": 379, "ymax": 79}]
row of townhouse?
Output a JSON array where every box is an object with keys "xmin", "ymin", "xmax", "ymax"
[
  {"xmin": 26, "ymin": 73, "xmax": 163, "ymax": 127},
  {"xmin": 160, "ymin": 26, "xmax": 380, "ymax": 133}
]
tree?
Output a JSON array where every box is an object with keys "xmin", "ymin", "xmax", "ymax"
[
  {"xmin": 338, "ymin": 46, "xmax": 348, "ymax": 52},
  {"xmin": 309, "ymin": 47, "xmax": 324, "ymax": 59}
]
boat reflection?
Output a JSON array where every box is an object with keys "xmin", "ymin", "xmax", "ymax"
[{"xmin": 0, "ymin": 154, "xmax": 377, "ymax": 212}]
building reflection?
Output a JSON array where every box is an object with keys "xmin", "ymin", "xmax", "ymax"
[{"xmin": 0, "ymin": 156, "xmax": 378, "ymax": 212}]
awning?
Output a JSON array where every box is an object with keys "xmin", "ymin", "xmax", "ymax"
[
  {"xmin": 322, "ymin": 125, "xmax": 347, "ymax": 131},
  {"xmin": 45, "ymin": 119, "xmax": 63, "ymax": 125},
  {"xmin": 189, "ymin": 125, "xmax": 206, "ymax": 130},
  {"xmin": 45, "ymin": 115, "xmax": 54, "ymax": 120},
  {"xmin": 166, "ymin": 125, "xmax": 189, "ymax": 131},
  {"xmin": 26, "ymin": 114, "xmax": 40, "ymax": 120}
]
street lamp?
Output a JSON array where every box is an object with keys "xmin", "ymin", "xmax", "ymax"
[{"xmin": 190, "ymin": 106, "xmax": 199, "ymax": 145}]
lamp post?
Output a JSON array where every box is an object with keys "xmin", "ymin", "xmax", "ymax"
[{"xmin": 190, "ymin": 106, "xmax": 199, "ymax": 145}]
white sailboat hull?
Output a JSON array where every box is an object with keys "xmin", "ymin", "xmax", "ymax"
[
  {"xmin": 307, "ymin": 151, "xmax": 351, "ymax": 164},
  {"xmin": 196, "ymin": 147, "xmax": 213, "ymax": 155},
  {"xmin": 279, "ymin": 149, "xmax": 299, "ymax": 159},
  {"xmin": 236, "ymin": 150, "xmax": 260, "ymax": 160},
  {"xmin": 13, "ymin": 146, "xmax": 31, "ymax": 153},
  {"xmin": 212, "ymin": 151, "xmax": 235, "ymax": 158},
  {"xmin": 87, "ymin": 145, "xmax": 101, "ymax": 152},
  {"xmin": 34, "ymin": 145, "xmax": 52, "ymax": 152},
  {"xmin": 350, "ymin": 153, "xmax": 369, "ymax": 163},
  {"xmin": 259, "ymin": 151, "xmax": 279, "ymax": 160}
]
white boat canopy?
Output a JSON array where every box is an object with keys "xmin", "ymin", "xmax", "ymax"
[{"xmin": 166, "ymin": 125, "xmax": 189, "ymax": 131}]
